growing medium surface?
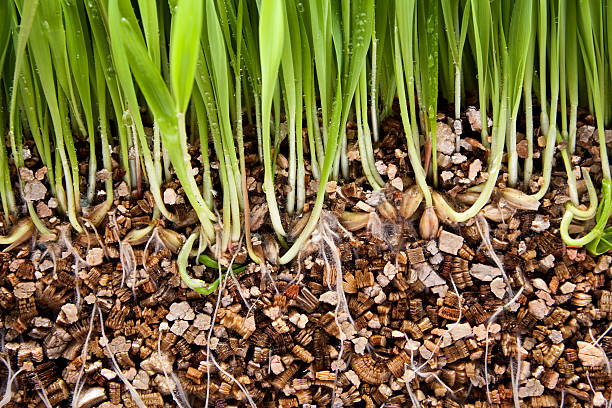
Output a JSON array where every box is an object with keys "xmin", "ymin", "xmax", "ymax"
[
  {"xmin": 2, "ymin": 106, "xmax": 612, "ymax": 407},
  {"xmin": 2, "ymin": 0, "xmax": 612, "ymax": 407}
]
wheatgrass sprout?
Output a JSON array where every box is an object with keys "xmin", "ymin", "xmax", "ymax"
[
  {"xmin": 0, "ymin": 6, "xmax": 14, "ymax": 221},
  {"xmin": 414, "ymin": 0, "xmax": 440, "ymax": 187},
  {"xmin": 306, "ymin": 0, "xmax": 335, "ymax": 159},
  {"xmin": 259, "ymin": 0, "xmax": 287, "ymax": 237},
  {"xmin": 530, "ymin": 0, "xmax": 561, "ymax": 203},
  {"xmin": 355, "ymin": 62, "xmax": 384, "ymax": 190},
  {"xmin": 193, "ymin": 63, "xmax": 234, "ymax": 250},
  {"xmin": 61, "ymin": 0, "xmax": 97, "ymax": 204},
  {"xmin": 7, "ymin": 0, "xmax": 55, "ymax": 237},
  {"xmin": 537, "ymin": 0, "xmax": 549, "ymax": 138},
  {"xmin": 522, "ymin": 8, "xmax": 537, "ymax": 186},
  {"xmin": 83, "ymin": 0, "xmax": 133, "ymax": 191},
  {"xmin": 179, "ymin": 231, "xmax": 247, "ymax": 296},
  {"xmin": 373, "ymin": 0, "xmax": 396, "ymax": 122},
  {"xmin": 564, "ymin": 0, "xmax": 612, "ymax": 254},
  {"xmin": 0, "ymin": 92, "xmax": 13, "ymax": 222},
  {"xmin": 11, "ymin": 1, "xmax": 56, "ymax": 199},
  {"xmin": 565, "ymin": 0, "xmax": 579, "ymax": 156},
  {"xmin": 428, "ymin": 0, "xmax": 509, "ymax": 224},
  {"xmin": 26, "ymin": 2, "xmax": 82, "ymax": 232},
  {"xmin": 440, "ymin": 0, "xmax": 470, "ymax": 121},
  {"xmin": 108, "ymin": 0, "xmax": 216, "ymax": 242},
  {"xmin": 393, "ymin": 0, "xmax": 436, "ymax": 238},
  {"xmin": 302, "ymin": 31, "xmax": 322, "ymax": 180},
  {"xmin": 197, "ymin": 0, "xmax": 243, "ymax": 247},
  {"xmin": 555, "ymin": 0, "xmax": 582, "ymax": 208},
  {"xmin": 38, "ymin": 1, "xmax": 89, "ymax": 213},
  {"xmin": 106, "ymin": 0, "xmax": 176, "ymax": 223},
  {"xmin": 504, "ymin": 0, "xmax": 533, "ymax": 188},
  {"xmin": 279, "ymin": 0, "xmax": 375, "ymax": 264},
  {"xmin": 280, "ymin": 0, "xmax": 306, "ymax": 214},
  {"xmin": 232, "ymin": 0, "xmax": 262, "ymax": 265},
  {"xmin": 468, "ymin": 0, "xmax": 491, "ymax": 146}
]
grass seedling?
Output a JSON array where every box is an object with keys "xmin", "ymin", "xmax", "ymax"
[
  {"xmin": 279, "ymin": 0, "xmax": 374, "ymax": 264},
  {"xmin": 468, "ymin": 0, "xmax": 491, "ymax": 146},
  {"xmin": 555, "ymin": 0, "xmax": 583, "ymax": 209},
  {"xmin": 393, "ymin": 0, "xmax": 437, "ymax": 239},
  {"xmin": 259, "ymin": 0, "xmax": 287, "ymax": 237},
  {"xmin": 566, "ymin": 0, "xmax": 579, "ymax": 156},
  {"xmin": 178, "ymin": 231, "xmax": 247, "ymax": 296},
  {"xmin": 530, "ymin": 0, "xmax": 561, "ymax": 202},
  {"xmin": 430, "ymin": 0, "xmax": 509, "ymax": 224},
  {"xmin": 537, "ymin": 0, "xmax": 549, "ymax": 138},
  {"xmin": 355, "ymin": 62, "xmax": 384, "ymax": 190},
  {"xmin": 280, "ymin": 0, "xmax": 305, "ymax": 214},
  {"xmin": 440, "ymin": 0, "xmax": 470, "ymax": 122},
  {"xmin": 504, "ymin": 0, "xmax": 533, "ymax": 188},
  {"xmin": 8, "ymin": 0, "xmax": 60, "ymax": 236},
  {"xmin": 109, "ymin": 0, "xmax": 216, "ymax": 242},
  {"xmin": 565, "ymin": 0, "xmax": 612, "ymax": 254},
  {"xmin": 373, "ymin": 0, "xmax": 396, "ymax": 122},
  {"xmin": 414, "ymin": 0, "xmax": 440, "ymax": 187},
  {"xmin": 202, "ymin": 0, "xmax": 242, "ymax": 243},
  {"xmin": 26, "ymin": 4, "xmax": 81, "ymax": 231},
  {"xmin": 484, "ymin": 287, "xmax": 525, "ymax": 405},
  {"xmin": 522, "ymin": 9, "xmax": 537, "ymax": 186}
]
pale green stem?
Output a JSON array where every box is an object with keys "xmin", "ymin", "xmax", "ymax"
[
  {"xmin": 566, "ymin": 170, "xmax": 598, "ymax": 221},
  {"xmin": 371, "ymin": 35, "xmax": 379, "ymax": 143},
  {"xmin": 174, "ymin": 113, "xmax": 216, "ymax": 241},
  {"xmin": 394, "ymin": 26, "xmax": 432, "ymax": 208}
]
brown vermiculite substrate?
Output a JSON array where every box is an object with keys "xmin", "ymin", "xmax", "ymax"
[{"xmin": 2, "ymin": 110, "xmax": 611, "ymax": 407}]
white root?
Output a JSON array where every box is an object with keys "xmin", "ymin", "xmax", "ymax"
[
  {"xmin": 311, "ymin": 213, "xmax": 355, "ymax": 406},
  {"xmin": 157, "ymin": 323, "xmax": 192, "ymax": 408},
  {"xmin": 560, "ymin": 390, "xmax": 565, "ymax": 408},
  {"xmin": 510, "ymin": 335, "xmax": 522, "ymax": 408},
  {"xmin": 204, "ymin": 231, "xmax": 224, "ymax": 408},
  {"xmin": 400, "ymin": 267, "xmax": 463, "ymax": 399},
  {"xmin": 0, "ymin": 352, "xmax": 23, "ymax": 407},
  {"xmin": 477, "ymin": 213, "xmax": 528, "ymax": 405},
  {"xmin": 36, "ymin": 388, "xmax": 53, "ymax": 408},
  {"xmin": 143, "ymin": 228, "xmax": 162, "ymax": 272},
  {"xmin": 402, "ymin": 335, "xmax": 454, "ymax": 408},
  {"xmin": 38, "ymin": 244, "xmax": 58, "ymax": 276},
  {"xmin": 401, "ymin": 271, "xmax": 463, "ymax": 398},
  {"xmin": 97, "ymin": 306, "xmax": 147, "ymax": 408},
  {"xmin": 260, "ymin": 262, "xmax": 279, "ymax": 295},
  {"xmin": 224, "ymin": 234, "xmax": 251, "ymax": 310},
  {"xmin": 59, "ymin": 226, "xmax": 85, "ymax": 307},
  {"xmin": 484, "ymin": 287, "xmax": 525, "ymax": 404},
  {"xmin": 475, "ymin": 213, "xmax": 513, "ymax": 295},
  {"xmin": 589, "ymin": 328, "xmax": 612, "ymax": 407},
  {"xmin": 205, "ymin": 232, "xmax": 256, "ymax": 408},
  {"xmin": 109, "ymin": 213, "xmax": 137, "ymax": 291},
  {"xmin": 72, "ymin": 303, "xmax": 98, "ymax": 408},
  {"xmin": 83, "ymin": 219, "xmax": 107, "ymax": 256},
  {"xmin": 210, "ymin": 354, "xmax": 257, "ymax": 408}
]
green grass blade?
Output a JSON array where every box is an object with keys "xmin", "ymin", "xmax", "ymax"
[
  {"xmin": 170, "ymin": 0, "xmax": 203, "ymax": 113},
  {"xmin": 259, "ymin": 0, "xmax": 286, "ymax": 236}
]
